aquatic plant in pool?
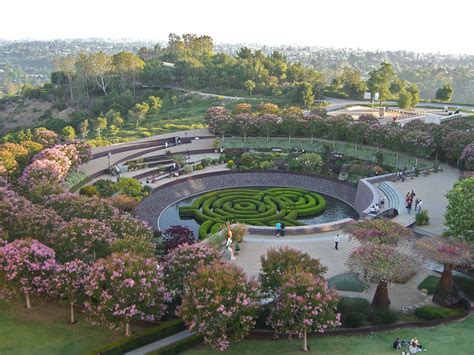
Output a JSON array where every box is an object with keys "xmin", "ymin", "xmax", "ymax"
[{"xmin": 178, "ymin": 187, "xmax": 327, "ymax": 238}]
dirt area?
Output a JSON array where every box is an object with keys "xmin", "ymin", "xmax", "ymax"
[{"xmin": 0, "ymin": 98, "xmax": 73, "ymax": 134}]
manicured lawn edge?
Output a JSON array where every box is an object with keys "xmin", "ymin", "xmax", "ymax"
[{"xmin": 86, "ymin": 319, "xmax": 185, "ymax": 355}]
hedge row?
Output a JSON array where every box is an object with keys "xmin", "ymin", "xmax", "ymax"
[
  {"xmin": 180, "ymin": 187, "xmax": 327, "ymax": 238},
  {"xmin": 86, "ymin": 319, "xmax": 185, "ymax": 355},
  {"xmin": 146, "ymin": 334, "xmax": 203, "ymax": 355}
]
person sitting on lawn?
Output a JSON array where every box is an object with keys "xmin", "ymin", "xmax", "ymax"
[{"xmin": 393, "ymin": 337, "xmax": 402, "ymax": 349}]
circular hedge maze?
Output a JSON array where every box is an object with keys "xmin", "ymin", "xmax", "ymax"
[{"xmin": 178, "ymin": 187, "xmax": 327, "ymax": 239}]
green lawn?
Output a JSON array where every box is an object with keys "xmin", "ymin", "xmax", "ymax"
[
  {"xmin": 0, "ymin": 299, "xmax": 121, "ymax": 355},
  {"xmin": 185, "ymin": 315, "xmax": 473, "ymax": 355}
]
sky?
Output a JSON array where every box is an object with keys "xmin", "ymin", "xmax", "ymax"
[{"xmin": 2, "ymin": 0, "xmax": 474, "ymax": 55}]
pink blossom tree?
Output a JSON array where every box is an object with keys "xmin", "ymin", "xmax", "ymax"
[
  {"xmin": 267, "ymin": 271, "xmax": 341, "ymax": 352},
  {"xmin": 345, "ymin": 218, "xmax": 410, "ymax": 246},
  {"xmin": 205, "ymin": 106, "xmax": 231, "ymax": 139},
  {"xmin": 53, "ymin": 218, "xmax": 116, "ymax": 263},
  {"xmin": 0, "ymin": 238, "xmax": 56, "ymax": 308},
  {"xmin": 416, "ymin": 236, "xmax": 473, "ymax": 306},
  {"xmin": 234, "ymin": 113, "xmax": 257, "ymax": 142},
  {"xmin": 19, "ymin": 158, "xmax": 66, "ymax": 200},
  {"xmin": 85, "ymin": 253, "xmax": 170, "ymax": 336},
  {"xmin": 259, "ymin": 246, "xmax": 327, "ymax": 298},
  {"xmin": 347, "ymin": 244, "xmax": 418, "ymax": 308},
  {"xmin": 257, "ymin": 113, "xmax": 282, "ymax": 142},
  {"xmin": 179, "ymin": 261, "xmax": 260, "ymax": 351},
  {"xmin": 163, "ymin": 242, "xmax": 220, "ymax": 298},
  {"xmin": 50, "ymin": 259, "xmax": 91, "ymax": 323}
]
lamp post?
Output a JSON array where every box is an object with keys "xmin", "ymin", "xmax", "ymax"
[{"xmin": 107, "ymin": 151, "xmax": 112, "ymax": 171}]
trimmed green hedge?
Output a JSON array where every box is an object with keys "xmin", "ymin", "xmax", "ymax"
[
  {"xmin": 146, "ymin": 334, "xmax": 203, "ymax": 355},
  {"xmin": 414, "ymin": 306, "xmax": 463, "ymax": 320},
  {"xmin": 328, "ymin": 273, "xmax": 366, "ymax": 292},
  {"xmin": 180, "ymin": 187, "xmax": 327, "ymax": 238},
  {"xmin": 86, "ymin": 319, "xmax": 185, "ymax": 355}
]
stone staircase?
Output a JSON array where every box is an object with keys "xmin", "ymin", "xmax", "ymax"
[{"xmin": 377, "ymin": 181, "xmax": 404, "ymax": 213}]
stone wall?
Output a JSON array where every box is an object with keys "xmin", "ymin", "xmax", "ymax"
[{"xmin": 136, "ymin": 170, "xmax": 358, "ymax": 231}]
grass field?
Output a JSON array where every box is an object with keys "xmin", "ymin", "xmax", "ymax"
[
  {"xmin": 185, "ymin": 315, "xmax": 473, "ymax": 355},
  {"xmin": 0, "ymin": 299, "xmax": 121, "ymax": 355}
]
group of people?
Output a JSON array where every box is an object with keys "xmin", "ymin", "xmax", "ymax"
[
  {"xmin": 397, "ymin": 165, "xmax": 417, "ymax": 182},
  {"xmin": 405, "ymin": 190, "xmax": 423, "ymax": 214},
  {"xmin": 275, "ymin": 222, "xmax": 286, "ymax": 237},
  {"xmin": 393, "ymin": 337, "xmax": 426, "ymax": 353}
]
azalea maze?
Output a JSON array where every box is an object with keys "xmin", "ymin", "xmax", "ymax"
[{"xmin": 178, "ymin": 187, "xmax": 327, "ymax": 238}]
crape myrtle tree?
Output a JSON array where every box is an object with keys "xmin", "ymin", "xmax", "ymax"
[
  {"xmin": 205, "ymin": 106, "xmax": 231, "ymax": 141},
  {"xmin": 50, "ymin": 259, "xmax": 91, "ymax": 324},
  {"xmin": 281, "ymin": 106, "xmax": 304, "ymax": 143},
  {"xmin": 179, "ymin": 261, "xmax": 260, "ymax": 351},
  {"xmin": 345, "ymin": 219, "xmax": 411, "ymax": 246},
  {"xmin": 267, "ymin": 270, "xmax": 341, "ymax": 352},
  {"xmin": 347, "ymin": 244, "xmax": 418, "ymax": 308},
  {"xmin": 0, "ymin": 238, "xmax": 56, "ymax": 309},
  {"xmin": 444, "ymin": 177, "xmax": 474, "ymax": 242},
  {"xmin": 85, "ymin": 252, "xmax": 170, "ymax": 336},
  {"xmin": 257, "ymin": 113, "xmax": 282, "ymax": 142},
  {"xmin": 234, "ymin": 113, "xmax": 257, "ymax": 143},
  {"xmin": 259, "ymin": 246, "xmax": 327, "ymax": 298},
  {"xmin": 163, "ymin": 242, "xmax": 220, "ymax": 298},
  {"xmin": 460, "ymin": 143, "xmax": 474, "ymax": 171},
  {"xmin": 162, "ymin": 225, "xmax": 195, "ymax": 252},
  {"xmin": 416, "ymin": 236, "xmax": 473, "ymax": 306}
]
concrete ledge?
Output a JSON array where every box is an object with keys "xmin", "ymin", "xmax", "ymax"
[{"xmin": 247, "ymin": 218, "xmax": 355, "ymax": 235}]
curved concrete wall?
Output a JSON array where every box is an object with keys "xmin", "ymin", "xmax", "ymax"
[{"xmin": 136, "ymin": 170, "xmax": 358, "ymax": 231}]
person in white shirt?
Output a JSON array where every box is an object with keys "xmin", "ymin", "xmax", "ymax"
[{"xmin": 334, "ymin": 234, "xmax": 340, "ymax": 250}]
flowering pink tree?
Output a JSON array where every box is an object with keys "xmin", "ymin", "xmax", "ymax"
[
  {"xmin": 107, "ymin": 214, "xmax": 152, "ymax": 240},
  {"xmin": 257, "ymin": 113, "xmax": 282, "ymax": 142},
  {"xmin": 34, "ymin": 147, "xmax": 72, "ymax": 177},
  {"xmin": 460, "ymin": 143, "xmax": 474, "ymax": 171},
  {"xmin": 267, "ymin": 271, "xmax": 340, "ymax": 352},
  {"xmin": 234, "ymin": 113, "xmax": 257, "ymax": 142},
  {"xmin": 259, "ymin": 247, "xmax": 327, "ymax": 298},
  {"xmin": 205, "ymin": 106, "xmax": 231, "ymax": 138},
  {"xmin": 45, "ymin": 193, "xmax": 119, "ymax": 221},
  {"xmin": 33, "ymin": 128, "xmax": 59, "ymax": 147},
  {"xmin": 347, "ymin": 244, "xmax": 418, "ymax": 308},
  {"xmin": 416, "ymin": 237, "xmax": 473, "ymax": 306},
  {"xmin": 163, "ymin": 242, "xmax": 220, "ymax": 298},
  {"xmin": 53, "ymin": 218, "xmax": 116, "ymax": 263},
  {"xmin": 345, "ymin": 219, "xmax": 410, "ymax": 246},
  {"xmin": 85, "ymin": 253, "xmax": 170, "ymax": 336},
  {"xmin": 19, "ymin": 159, "xmax": 66, "ymax": 199},
  {"xmin": 0, "ymin": 238, "xmax": 56, "ymax": 308},
  {"xmin": 50, "ymin": 259, "xmax": 90, "ymax": 323},
  {"xmin": 179, "ymin": 261, "xmax": 260, "ymax": 351}
]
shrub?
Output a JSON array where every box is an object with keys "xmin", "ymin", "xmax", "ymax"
[
  {"xmin": 337, "ymin": 297, "xmax": 372, "ymax": 328},
  {"xmin": 260, "ymin": 160, "xmax": 276, "ymax": 170},
  {"xmin": 79, "ymin": 185, "xmax": 98, "ymax": 197},
  {"xmin": 240, "ymin": 152, "xmax": 253, "ymax": 167},
  {"xmin": 414, "ymin": 306, "xmax": 463, "ymax": 320},
  {"xmin": 183, "ymin": 164, "xmax": 193, "ymax": 174},
  {"xmin": 416, "ymin": 209, "xmax": 430, "ymax": 226},
  {"xmin": 328, "ymin": 273, "xmax": 366, "ymax": 292},
  {"xmin": 163, "ymin": 225, "xmax": 195, "ymax": 251},
  {"xmin": 93, "ymin": 179, "xmax": 117, "ymax": 197},
  {"xmin": 195, "ymin": 163, "xmax": 204, "ymax": 170},
  {"xmin": 115, "ymin": 177, "xmax": 143, "ymax": 198},
  {"xmin": 109, "ymin": 194, "xmax": 139, "ymax": 213},
  {"xmin": 368, "ymin": 307, "xmax": 399, "ymax": 325},
  {"xmin": 226, "ymin": 160, "xmax": 234, "ymax": 168}
]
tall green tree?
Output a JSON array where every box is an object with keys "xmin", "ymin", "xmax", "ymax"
[
  {"xmin": 297, "ymin": 82, "xmax": 314, "ymax": 107},
  {"xmin": 112, "ymin": 51, "xmax": 144, "ymax": 96},
  {"xmin": 444, "ymin": 178, "xmax": 474, "ymax": 242},
  {"xmin": 435, "ymin": 84, "xmax": 454, "ymax": 102},
  {"xmin": 93, "ymin": 115, "xmax": 108, "ymax": 137},
  {"xmin": 89, "ymin": 52, "xmax": 113, "ymax": 95},
  {"xmin": 341, "ymin": 67, "xmax": 366, "ymax": 99},
  {"xmin": 244, "ymin": 80, "xmax": 256, "ymax": 96},
  {"xmin": 53, "ymin": 55, "xmax": 77, "ymax": 104},
  {"xmin": 367, "ymin": 62, "xmax": 396, "ymax": 105}
]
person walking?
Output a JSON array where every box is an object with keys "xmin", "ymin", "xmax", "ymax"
[
  {"xmin": 416, "ymin": 199, "xmax": 423, "ymax": 213},
  {"xmin": 334, "ymin": 234, "xmax": 340, "ymax": 250},
  {"xmin": 280, "ymin": 222, "xmax": 286, "ymax": 237}
]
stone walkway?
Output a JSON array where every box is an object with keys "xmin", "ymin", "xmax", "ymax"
[{"xmin": 125, "ymin": 330, "xmax": 192, "ymax": 355}]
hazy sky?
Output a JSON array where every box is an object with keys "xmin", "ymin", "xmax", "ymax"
[{"xmin": 2, "ymin": 0, "xmax": 474, "ymax": 54}]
